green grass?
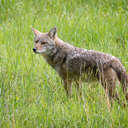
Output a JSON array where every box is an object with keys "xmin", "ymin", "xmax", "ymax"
[{"xmin": 0, "ymin": 0, "xmax": 128, "ymax": 127}]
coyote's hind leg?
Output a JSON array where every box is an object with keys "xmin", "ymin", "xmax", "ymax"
[{"xmin": 101, "ymin": 68, "xmax": 121, "ymax": 105}]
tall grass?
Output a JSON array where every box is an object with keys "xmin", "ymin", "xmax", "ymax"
[{"xmin": 0, "ymin": 0, "xmax": 128, "ymax": 127}]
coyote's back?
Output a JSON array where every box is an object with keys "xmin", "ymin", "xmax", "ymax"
[{"xmin": 32, "ymin": 27, "xmax": 128, "ymax": 105}]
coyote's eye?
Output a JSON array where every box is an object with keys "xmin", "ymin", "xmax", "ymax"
[
  {"xmin": 41, "ymin": 42, "xmax": 47, "ymax": 45},
  {"xmin": 35, "ymin": 40, "xmax": 39, "ymax": 43}
]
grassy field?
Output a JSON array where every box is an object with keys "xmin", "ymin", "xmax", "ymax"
[{"xmin": 0, "ymin": 0, "xmax": 128, "ymax": 127}]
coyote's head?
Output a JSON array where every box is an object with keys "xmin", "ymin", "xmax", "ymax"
[{"xmin": 32, "ymin": 27, "xmax": 57, "ymax": 55}]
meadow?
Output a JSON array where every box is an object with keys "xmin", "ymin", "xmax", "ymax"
[{"xmin": 0, "ymin": 0, "xmax": 128, "ymax": 127}]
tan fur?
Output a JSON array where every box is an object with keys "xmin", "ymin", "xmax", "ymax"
[{"xmin": 32, "ymin": 27, "xmax": 128, "ymax": 105}]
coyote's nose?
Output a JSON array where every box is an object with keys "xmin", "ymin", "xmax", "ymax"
[{"xmin": 33, "ymin": 48, "xmax": 36, "ymax": 52}]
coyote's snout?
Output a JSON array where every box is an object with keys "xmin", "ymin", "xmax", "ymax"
[
  {"xmin": 33, "ymin": 48, "xmax": 36, "ymax": 53},
  {"xmin": 32, "ymin": 27, "xmax": 128, "ymax": 105}
]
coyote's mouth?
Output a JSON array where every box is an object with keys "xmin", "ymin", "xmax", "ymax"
[
  {"xmin": 33, "ymin": 48, "xmax": 40, "ymax": 54},
  {"xmin": 32, "ymin": 48, "xmax": 46, "ymax": 54}
]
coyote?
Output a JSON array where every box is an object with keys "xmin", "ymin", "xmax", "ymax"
[{"xmin": 32, "ymin": 27, "xmax": 128, "ymax": 104}]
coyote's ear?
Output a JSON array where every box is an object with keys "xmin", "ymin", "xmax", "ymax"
[
  {"xmin": 32, "ymin": 28, "xmax": 40, "ymax": 36},
  {"xmin": 48, "ymin": 27, "xmax": 57, "ymax": 39}
]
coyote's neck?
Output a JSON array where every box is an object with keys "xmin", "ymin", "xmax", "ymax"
[
  {"xmin": 55, "ymin": 36, "xmax": 75, "ymax": 49},
  {"xmin": 55, "ymin": 36, "xmax": 64, "ymax": 45},
  {"xmin": 42, "ymin": 37, "xmax": 67, "ymax": 69}
]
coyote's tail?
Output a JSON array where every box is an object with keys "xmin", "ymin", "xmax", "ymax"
[{"xmin": 110, "ymin": 59, "xmax": 128, "ymax": 100}]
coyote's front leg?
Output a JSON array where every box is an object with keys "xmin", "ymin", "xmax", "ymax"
[
  {"xmin": 63, "ymin": 79, "xmax": 72, "ymax": 97},
  {"xmin": 75, "ymin": 81, "xmax": 82, "ymax": 97}
]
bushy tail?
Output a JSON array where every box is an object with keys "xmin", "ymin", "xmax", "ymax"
[{"xmin": 110, "ymin": 59, "xmax": 128, "ymax": 100}]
